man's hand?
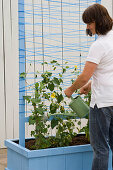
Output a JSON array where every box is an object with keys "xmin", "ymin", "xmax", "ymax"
[
  {"xmin": 79, "ymin": 81, "xmax": 91, "ymax": 95},
  {"xmin": 64, "ymin": 87, "xmax": 73, "ymax": 98}
]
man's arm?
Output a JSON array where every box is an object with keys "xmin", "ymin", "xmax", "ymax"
[{"xmin": 64, "ymin": 61, "xmax": 97, "ymax": 97}]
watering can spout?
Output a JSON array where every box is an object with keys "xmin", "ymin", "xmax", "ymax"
[{"xmin": 69, "ymin": 95, "xmax": 89, "ymax": 118}]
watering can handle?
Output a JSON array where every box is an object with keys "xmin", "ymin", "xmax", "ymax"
[
  {"xmin": 65, "ymin": 95, "xmax": 75, "ymax": 100},
  {"xmin": 70, "ymin": 94, "xmax": 80, "ymax": 100}
]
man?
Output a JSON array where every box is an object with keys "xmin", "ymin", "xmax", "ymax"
[{"xmin": 64, "ymin": 3, "xmax": 113, "ymax": 170}]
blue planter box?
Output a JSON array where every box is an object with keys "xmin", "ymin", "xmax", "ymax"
[{"xmin": 5, "ymin": 138, "xmax": 112, "ymax": 170}]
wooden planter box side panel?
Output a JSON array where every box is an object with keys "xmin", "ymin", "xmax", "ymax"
[
  {"xmin": 5, "ymin": 139, "xmax": 112, "ymax": 170},
  {"xmin": 82, "ymin": 151, "xmax": 93, "ymax": 170},
  {"xmin": 47, "ymin": 155, "xmax": 65, "ymax": 170},
  {"xmin": 66, "ymin": 153, "xmax": 83, "ymax": 170},
  {"xmin": 6, "ymin": 147, "xmax": 93, "ymax": 170},
  {"xmin": 29, "ymin": 155, "xmax": 66, "ymax": 170},
  {"xmin": 7, "ymin": 148, "xmax": 29, "ymax": 170},
  {"xmin": 66, "ymin": 151, "xmax": 93, "ymax": 170},
  {"xmin": 29, "ymin": 157, "xmax": 48, "ymax": 170}
]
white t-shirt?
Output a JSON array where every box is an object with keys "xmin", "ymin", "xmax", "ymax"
[{"xmin": 86, "ymin": 30, "xmax": 113, "ymax": 108}]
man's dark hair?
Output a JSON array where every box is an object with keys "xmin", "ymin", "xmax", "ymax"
[{"xmin": 82, "ymin": 3, "xmax": 113, "ymax": 35}]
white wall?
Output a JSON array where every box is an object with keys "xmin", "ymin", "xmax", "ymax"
[
  {"xmin": 0, "ymin": 0, "xmax": 112, "ymax": 148},
  {"xmin": 0, "ymin": 0, "xmax": 19, "ymax": 148},
  {"xmin": 101, "ymin": 0, "xmax": 112, "ymax": 17}
]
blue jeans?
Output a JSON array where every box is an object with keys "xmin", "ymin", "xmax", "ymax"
[{"xmin": 89, "ymin": 105, "xmax": 113, "ymax": 170}]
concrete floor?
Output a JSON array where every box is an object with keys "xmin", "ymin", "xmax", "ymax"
[{"xmin": 0, "ymin": 149, "xmax": 7, "ymax": 170}]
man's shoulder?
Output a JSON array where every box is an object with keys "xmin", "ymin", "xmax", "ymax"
[{"xmin": 90, "ymin": 39, "xmax": 103, "ymax": 50}]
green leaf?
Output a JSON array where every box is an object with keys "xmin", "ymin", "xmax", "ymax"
[
  {"xmin": 31, "ymin": 98, "xmax": 41, "ymax": 105},
  {"xmin": 57, "ymin": 94, "xmax": 64, "ymax": 103},
  {"xmin": 65, "ymin": 62, "xmax": 68, "ymax": 64},
  {"xmin": 59, "ymin": 78, "xmax": 63, "ymax": 83},
  {"xmin": 62, "ymin": 68, "xmax": 66, "ymax": 73},
  {"xmin": 48, "ymin": 82, "xmax": 54, "ymax": 91},
  {"xmin": 23, "ymin": 96, "xmax": 31, "ymax": 103},
  {"xmin": 78, "ymin": 121, "xmax": 81, "ymax": 125},
  {"xmin": 50, "ymin": 103, "xmax": 58, "ymax": 114},
  {"xmin": 35, "ymin": 82, "xmax": 39, "ymax": 88},
  {"xmin": 47, "ymin": 124, "xmax": 50, "ymax": 128},
  {"xmin": 40, "ymin": 82, "xmax": 44, "ymax": 90},
  {"xmin": 51, "ymin": 118, "xmax": 59, "ymax": 129},
  {"xmin": 50, "ymin": 60, "xmax": 57, "ymax": 64},
  {"xmin": 36, "ymin": 107, "xmax": 44, "ymax": 114},
  {"xmin": 29, "ymin": 116, "xmax": 35, "ymax": 125},
  {"xmin": 42, "ymin": 77, "xmax": 49, "ymax": 84},
  {"xmin": 60, "ymin": 106, "xmax": 65, "ymax": 113},
  {"xmin": 53, "ymin": 67, "xmax": 56, "ymax": 70},
  {"xmin": 47, "ymin": 72, "xmax": 52, "ymax": 77},
  {"xmin": 36, "ymin": 70, "xmax": 40, "ymax": 73},
  {"xmin": 35, "ymin": 91, "xmax": 40, "ymax": 98},
  {"xmin": 59, "ymin": 87, "xmax": 62, "ymax": 91},
  {"xmin": 41, "ymin": 62, "xmax": 48, "ymax": 65},
  {"xmin": 50, "ymin": 60, "xmax": 60, "ymax": 65},
  {"xmin": 44, "ymin": 71, "xmax": 52, "ymax": 77},
  {"xmin": 59, "ymin": 73, "xmax": 62, "ymax": 77},
  {"xmin": 31, "ymin": 130, "xmax": 35, "ymax": 136},
  {"xmin": 53, "ymin": 77, "xmax": 60, "ymax": 85},
  {"xmin": 43, "ymin": 93, "xmax": 50, "ymax": 100},
  {"xmin": 20, "ymin": 72, "xmax": 27, "ymax": 78}
]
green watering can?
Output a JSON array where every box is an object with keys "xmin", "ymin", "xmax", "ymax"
[{"xmin": 69, "ymin": 95, "xmax": 89, "ymax": 118}]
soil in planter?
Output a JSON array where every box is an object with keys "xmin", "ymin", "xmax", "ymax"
[{"xmin": 25, "ymin": 135, "xmax": 90, "ymax": 150}]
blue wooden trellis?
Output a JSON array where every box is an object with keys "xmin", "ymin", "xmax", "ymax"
[
  {"xmin": 19, "ymin": 0, "xmax": 26, "ymax": 147},
  {"xmin": 19, "ymin": 0, "xmax": 101, "ymax": 147}
]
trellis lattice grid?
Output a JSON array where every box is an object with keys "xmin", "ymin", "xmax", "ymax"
[{"xmin": 19, "ymin": 0, "xmax": 101, "ymax": 146}]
